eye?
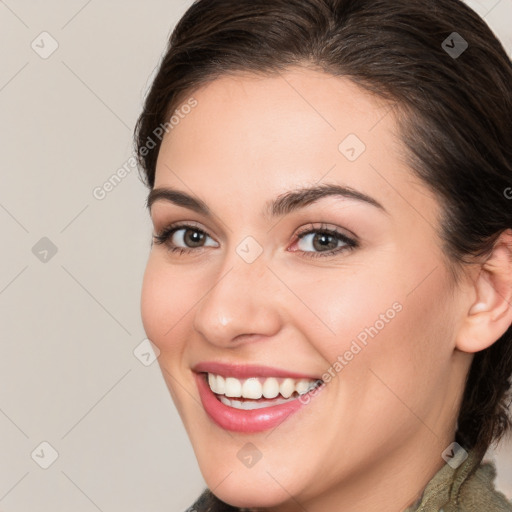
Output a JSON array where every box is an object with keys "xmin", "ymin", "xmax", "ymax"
[
  {"xmin": 292, "ymin": 223, "xmax": 358, "ymax": 258},
  {"xmin": 153, "ymin": 221, "xmax": 358, "ymax": 259},
  {"xmin": 153, "ymin": 222, "xmax": 218, "ymax": 255}
]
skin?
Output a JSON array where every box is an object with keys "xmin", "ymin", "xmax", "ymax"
[{"xmin": 140, "ymin": 67, "xmax": 512, "ymax": 511}]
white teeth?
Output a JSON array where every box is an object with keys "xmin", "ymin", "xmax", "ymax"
[
  {"xmin": 295, "ymin": 379, "xmax": 311, "ymax": 394},
  {"xmin": 208, "ymin": 374, "xmax": 227, "ymax": 394},
  {"xmin": 216, "ymin": 375, "xmax": 225, "ymax": 394},
  {"xmin": 224, "ymin": 377, "xmax": 242, "ymax": 397},
  {"xmin": 280, "ymin": 378, "xmax": 295, "ymax": 398},
  {"xmin": 241, "ymin": 378, "xmax": 262, "ymax": 399},
  {"xmin": 206, "ymin": 373, "xmax": 320, "ymax": 400},
  {"xmin": 219, "ymin": 395, "xmax": 297, "ymax": 410},
  {"xmin": 262, "ymin": 377, "xmax": 280, "ymax": 399}
]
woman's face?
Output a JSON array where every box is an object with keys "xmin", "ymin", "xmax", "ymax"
[{"xmin": 141, "ymin": 68, "xmax": 470, "ymax": 510}]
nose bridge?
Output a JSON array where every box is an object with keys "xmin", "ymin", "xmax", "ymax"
[{"xmin": 193, "ymin": 243, "xmax": 281, "ymax": 345}]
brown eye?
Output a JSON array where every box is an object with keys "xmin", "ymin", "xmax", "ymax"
[
  {"xmin": 179, "ymin": 228, "xmax": 207, "ymax": 248},
  {"xmin": 298, "ymin": 231, "xmax": 341, "ymax": 252},
  {"xmin": 293, "ymin": 224, "xmax": 358, "ymax": 259},
  {"xmin": 153, "ymin": 223, "xmax": 219, "ymax": 254}
]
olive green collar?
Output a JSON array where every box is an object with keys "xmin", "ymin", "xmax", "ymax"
[{"xmin": 404, "ymin": 449, "xmax": 511, "ymax": 511}]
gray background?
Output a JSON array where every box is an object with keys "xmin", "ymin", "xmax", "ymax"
[{"xmin": 0, "ymin": 1, "xmax": 511, "ymax": 511}]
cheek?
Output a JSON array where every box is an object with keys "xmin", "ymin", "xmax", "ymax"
[
  {"xmin": 340, "ymin": 261, "xmax": 457, "ymax": 416},
  {"xmin": 140, "ymin": 255, "xmax": 196, "ymax": 413},
  {"xmin": 140, "ymin": 257, "xmax": 165, "ymax": 344},
  {"xmin": 288, "ymin": 262, "xmax": 403, "ymax": 365},
  {"xmin": 297, "ymin": 250, "xmax": 455, "ymax": 399},
  {"xmin": 140, "ymin": 254, "xmax": 193, "ymax": 354}
]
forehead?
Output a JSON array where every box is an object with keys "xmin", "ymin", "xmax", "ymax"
[
  {"xmin": 161, "ymin": 67, "xmax": 396, "ymax": 157},
  {"xmin": 154, "ymin": 67, "xmax": 436, "ymax": 225}
]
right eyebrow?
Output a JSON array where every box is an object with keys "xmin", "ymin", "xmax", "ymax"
[{"xmin": 147, "ymin": 187, "xmax": 210, "ymax": 216}]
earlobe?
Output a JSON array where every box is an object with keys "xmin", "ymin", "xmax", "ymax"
[{"xmin": 455, "ymin": 229, "xmax": 512, "ymax": 354}]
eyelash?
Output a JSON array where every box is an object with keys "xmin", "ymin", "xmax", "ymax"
[{"xmin": 152, "ymin": 222, "xmax": 358, "ymax": 259}]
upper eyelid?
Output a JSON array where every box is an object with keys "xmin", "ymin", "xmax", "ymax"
[
  {"xmin": 155, "ymin": 220, "xmax": 351, "ymax": 234},
  {"xmin": 296, "ymin": 222, "xmax": 356, "ymax": 238}
]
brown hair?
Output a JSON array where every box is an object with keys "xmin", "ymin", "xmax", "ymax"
[{"xmin": 134, "ymin": 0, "xmax": 512, "ymax": 465}]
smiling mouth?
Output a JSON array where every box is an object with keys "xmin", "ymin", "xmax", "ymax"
[{"xmin": 194, "ymin": 370, "xmax": 325, "ymax": 432}]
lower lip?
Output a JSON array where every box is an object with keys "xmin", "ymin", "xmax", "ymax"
[{"xmin": 194, "ymin": 372, "xmax": 323, "ymax": 433}]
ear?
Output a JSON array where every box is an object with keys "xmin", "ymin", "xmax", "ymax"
[{"xmin": 455, "ymin": 229, "xmax": 512, "ymax": 353}]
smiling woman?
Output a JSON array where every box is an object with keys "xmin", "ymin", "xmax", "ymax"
[{"xmin": 133, "ymin": 0, "xmax": 512, "ymax": 511}]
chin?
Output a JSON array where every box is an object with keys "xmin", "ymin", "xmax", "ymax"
[
  {"xmin": 211, "ymin": 484, "xmax": 289, "ymax": 509},
  {"xmin": 197, "ymin": 459, "xmax": 300, "ymax": 508}
]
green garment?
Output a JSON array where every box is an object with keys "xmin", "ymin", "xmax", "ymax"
[{"xmin": 404, "ymin": 449, "xmax": 512, "ymax": 511}]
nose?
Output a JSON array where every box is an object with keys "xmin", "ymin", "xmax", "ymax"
[{"xmin": 192, "ymin": 250, "xmax": 283, "ymax": 348}]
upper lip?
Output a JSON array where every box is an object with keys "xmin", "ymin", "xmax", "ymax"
[{"xmin": 192, "ymin": 361, "xmax": 322, "ymax": 380}]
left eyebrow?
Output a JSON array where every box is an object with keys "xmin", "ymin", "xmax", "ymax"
[
  {"xmin": 265, "ymin": 182, "xmax": 388, "ymax": 218},
  {"xmin": 146, "ymin": 182, "xmax": 388, "ymax": 218}
]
